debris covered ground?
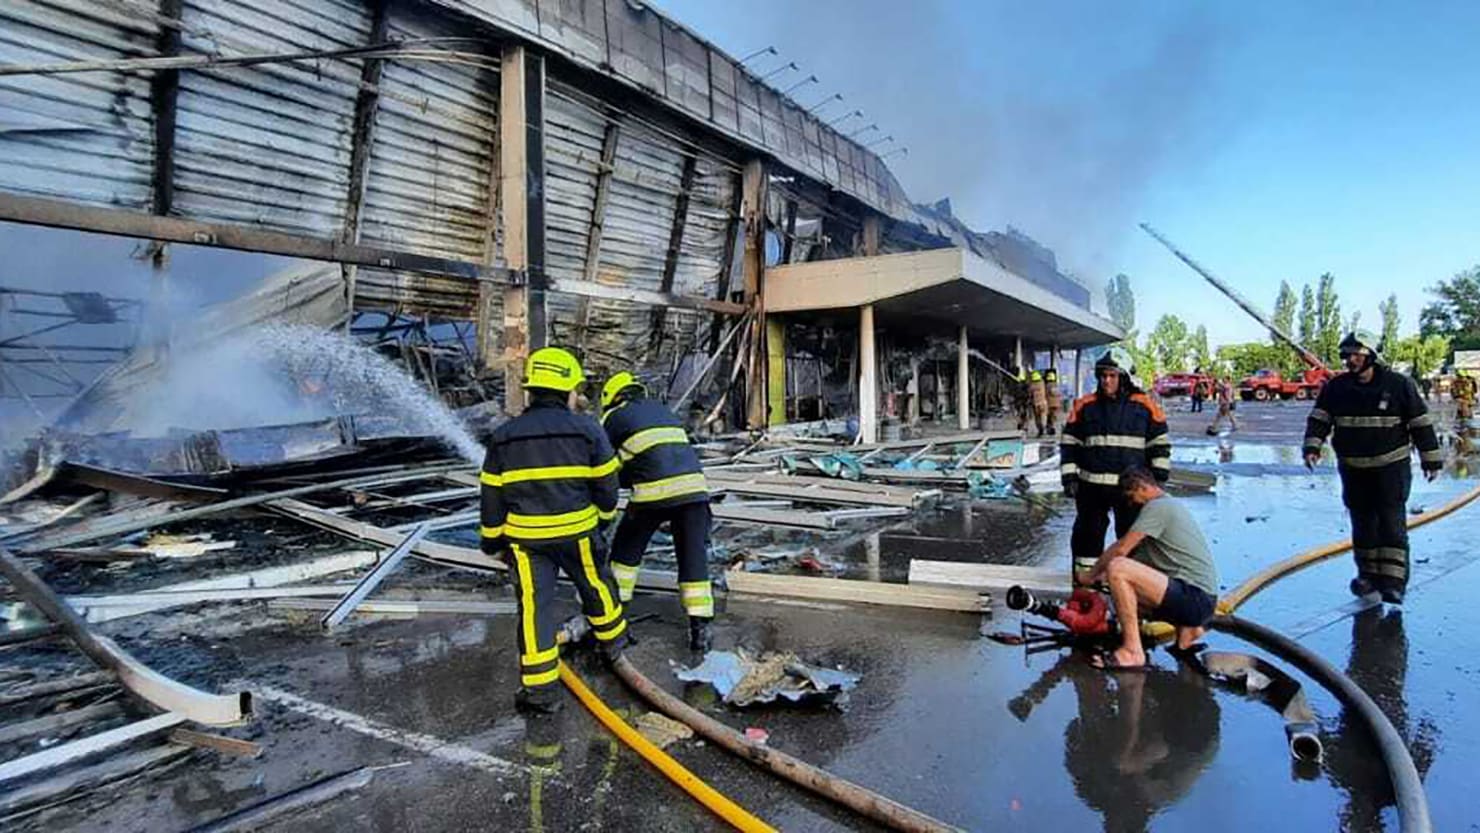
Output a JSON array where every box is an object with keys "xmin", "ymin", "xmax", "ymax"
[{"xmin": 2, "ymin": 400, "xmax": 1477, "ymax": 832}]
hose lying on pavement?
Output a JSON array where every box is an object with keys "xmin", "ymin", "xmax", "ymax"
[
  {"xmin": 558, "ymin": 661, "xmax": 776, "ymax": 833},
  {"xmin": 611, "ymin": 655, "xmax": 961, "ymax": 833},
  {"xmin": 1209, "ymin": 614, "xmax": 1431, "ymax": 833},
  {"xmin": 1218, "ymin": 482, "xmax": 1480, "ymax": 614}
]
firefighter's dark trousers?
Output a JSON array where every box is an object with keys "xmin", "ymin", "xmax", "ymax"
[
  {"xmin": 1071, "ymin": 483, "xmax": 1140, "ymax": 575},
  {"xmin": 1340, "ymin": 461, "xmax": 1412, "ymax": 590},
  {"xmin": 610, "ymin": 501, "xmax": 713, "ymax": 618},
  {"xmin": 509, "ymin": 535, "xmax": 627, "ymax": 691}
]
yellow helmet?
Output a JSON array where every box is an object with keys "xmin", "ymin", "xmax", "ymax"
[
  {"xmin": 601, "ymin": 371, "xmax": 646, "ymax": 409},
  {"xmin": 523, "ymin": 347, "xmax": 584, "ymax": 392},
  {"xmin": 1030, "ymin": 370, "xmax": 1043, "ymax": 381}
]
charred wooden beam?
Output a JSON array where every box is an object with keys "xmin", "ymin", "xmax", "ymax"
[
  {"xmin": 149, "ymin": 0, "xmax": 182, "ymax": 217},
  {"xmin": 496, "ymin": 45, "xmax": 548, "ymax": 413},
  {"xmin": 740, "ymin": 160, "xmax": 767, "ymax": 429},
  {"xmin": 708, "ymin": 170, "xmax": 743, "ymax": 353},
  {"xmin": 647, "ymin": 153, "xmax": 698, "ymax": 356},
  {"xmin": 781, "ymin": 199, "xmax": 798, "ymax": 264},
  {"xmin": 573, "ymin": 119, "xmax": 621, "ymax": 351}
]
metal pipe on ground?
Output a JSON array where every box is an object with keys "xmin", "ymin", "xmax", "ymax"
[
  {"xmin": 610, "ymin": 656, "xmax": 960, "ymax": 833},
  {"xmin": 1209, "ymin": 614, "xmax": 1430, "ymax": 833}
]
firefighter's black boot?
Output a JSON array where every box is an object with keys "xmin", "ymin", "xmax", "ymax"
[
  {"xmin": 1378, "ymin": 577, "xmax": 1406, "ymax": 605},
  {"xmin": 688, "ymin": 616, "xmax": 713, "ymax": 653},
  {"xmin": 515, "ymin": 686, "xmax": 563, "ymax": 715},
  {"xmin": 598, "ymin": 630, "xmax": 632, "ymax": 667},
  {"xmin": 1349, "ymin": 575, "xmax": 1379, "ymax": 598}
]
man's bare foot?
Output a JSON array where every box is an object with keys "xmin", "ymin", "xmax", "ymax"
[{"xmin": 1091, "ymin": 645, "xmax": 1148, "ymax": 670}]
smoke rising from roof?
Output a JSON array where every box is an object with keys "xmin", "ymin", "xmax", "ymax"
[{"xmin": 663, "ymin": 0, "xmax": 1239, "ymax": 281}]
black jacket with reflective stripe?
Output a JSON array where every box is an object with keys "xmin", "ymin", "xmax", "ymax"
[
  {"xmin": 1304, "ymin": 367, "xmax": 1441, "ymax": 472},
  {"xmin": 602, "ymin": 397, "xmax": 707, "ymax": 508},
  {"xmin": 1060, "ymin": 386, "xmax": 1171, "ymax": 487},
  {"xmin": 480, "ymin": 400, "xmax": 620, "ymax": 550}
]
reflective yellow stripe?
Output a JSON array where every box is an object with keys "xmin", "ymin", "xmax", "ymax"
[
  {"xmin": 1340, "ymin": 445, "xmax": 1411, "ymax": 468},
  {"xmin": 1059, "ymin": 435, "xmax": 1082, "ymax": 446},
  {"xmin": 505, "ymin": 506, "xmax": 600, "ymax": 540},
  {"xmin": 679, "ymin": 581, "xmax": 714, "ymax": 615},
  {"xmin": 1308, "ymin": 408, "xmax": 1332, "ymax": 423},
  {"xmin": 509, "ymin": 506, "xmax": 598, "ymax": 528},
  {"xmin": 479, "ymin": 524, "xmax": 504, "ymax": 538},
  {"xmin": 579, "ymin": 537, "xmax": 621, "ymax": 626},
  {"xmin": 1147, "ymin": 435, "xmax": 1172, "ymax": 448},
  {"xmin": 597, "ymin": 507, "xmax": 617, "ymax": 521},
  {"xmin": 1420, "ymin": 448, "xmax": 1444, "ymax": 462},
  {"xmin": 1079, "ymin": 471, "xmax": 1121, "ymax": 486},
  {"xmin": 612, "ymin": 562, "xmax": 638, "ymax": 602},
  {"xmin": 619, "ymin": 426, "xmax": 690, "ymax": 461},
  {"xmin": 630, "ymin": 471, "xmax": 708, "ymax": 503},
  {"xmin": 522, "ymin": 645, "xmax": 559, "ymax": 666},
  {"xmin": 1150, "ymin": 458, "xmax": 1172, "ymax": 470},
  {"xmin": 1408, "ymin": 413, "xmax": 1434, "ymax": 429},
  {"xmin": 522, "ymin": 667, "xmax": 560, "ymax": 686},
  {"xmin": 499, "ymin": 458, "xmax": 619, "ymax": 485},
  {"xmin": 480, "ymin": 470, "xmax": 502, "ymax": 487},
  {"xmin": 513, "ymin": 546, "xmax": 540, "ymax": 663},
  {"xmin": 1334, "ymin": 415, "xmax": 1403, "ymax": 428},
  {"xmin": 1303, "ymin": 436, "xmax": 1325, "ymax": 449},
  {"xmin": 1083, "ymin": 435, "xmax": 1146, "ymax": 449},
  {"xmin": 1060, "ymin": 463, "xmax": 1079, "ymax": 475},
  {"xmin": 593, "ymin": 618, "xmax": 628, "ymax": 641}
]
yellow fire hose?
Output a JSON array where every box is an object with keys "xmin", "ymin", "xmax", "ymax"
[
  {"xmin": 558, "ymin": 661, "xmax": 777, "ymax": 833},
  {"xmin": 1217, "ymin": 481, "xmax": 1480, "ymax": 614}
]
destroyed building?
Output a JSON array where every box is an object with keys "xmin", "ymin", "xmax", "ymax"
[{"xmin": 0, "ymin": 0, "xmax": 1120, "ymax": 448}]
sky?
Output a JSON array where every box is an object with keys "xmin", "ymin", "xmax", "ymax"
[{"xmin": 657, "ymin": 0, "xmax": 1480, "ymax": 348}]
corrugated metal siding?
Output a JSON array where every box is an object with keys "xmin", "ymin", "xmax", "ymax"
[
  {"xmin": 358, "ymin": 8, "xmax": 498, "ymax": 262},
  {"xmin": 0, "ymin": 0, "xmax": 158, "ymax": 209},
  {"xmin": 173, "ymin": 0, "xmax": 370, "ymax": 236},
  {"xmin": 353, "ymin": 5, "xmax": 500, "ymax": 320}
]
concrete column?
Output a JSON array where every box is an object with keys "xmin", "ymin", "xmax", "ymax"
[
  {"xmin": 864, "ymin": 531, "xmax": 881, "ymax": 583},
  {"xmin": 1014, "ymin": 336, "xmax": 1024, "ymax": 371},
  {"xmin": 958, "ymin": 325, "xmax": 970, "ymax": 430},
  {"xmin": 859, "ymin": 304, "xmax": 877, "ymax": 443},
  {"xmin": 1074, "ymin": 349, "xmax": 1082, "ymax": 397},
  {"xmin": 907, "ymin": 355, "xmax": 920, "ymax": 426}
]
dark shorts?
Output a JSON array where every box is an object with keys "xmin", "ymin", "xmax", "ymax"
[{"xmin": 1151, "ymin": 578, "xmax": 1216, "ymax": 627}]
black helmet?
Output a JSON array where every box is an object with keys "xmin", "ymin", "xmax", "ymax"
[{"xmin": 1339, "ymin": 329, "xmax": 1383, "ymax": 365}]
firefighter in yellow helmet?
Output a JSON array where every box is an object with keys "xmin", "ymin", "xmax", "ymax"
[
  {"xmin": 600, "ymin": 371, "xmax": 715, "ymax": 651},
  {"xmin": 1455, "ymin": 368, "xmax": 1476, "ymax": 422},
  {"xmin": 480, "ymin": 347, "xmax": 628, "ymax": 714},
  {"xmin": 1030, "ymin": 369, "xmax": 1048, "ymax": 437}
]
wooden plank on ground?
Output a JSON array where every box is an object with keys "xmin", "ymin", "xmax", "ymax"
[
  {"xmin": 707, "ymin": 480, "xmax": 917, "ymax": 508},
  {"xmin": 711, "ymin": 506, "xmax": 834, "ymax": 530},
  {"xmin": 908, "ymin": 559, "xmax": 1065, "ymax": 595},
  {"xmin": 725, "ymin": 570, "xmax": 989, "ymax": 613}
]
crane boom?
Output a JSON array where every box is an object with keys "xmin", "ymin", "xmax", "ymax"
[{"xmin": 1139, "ymin": 223, "xmax": 1329, "ymax": 373}]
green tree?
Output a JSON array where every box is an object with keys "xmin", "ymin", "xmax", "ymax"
[
  {"xmin": 1315, "ymin": 272, "xmax": 1343, "ymax": 365},
  {"xmin": 1146, "ymin": 314, "xmax": 1192, "ymax": 373},
  {"xmin": 1215, "ymin": 342, "xmax": 1288, "ymax": 379},
  {"xmin": 1297, "ymin": 283, "xmax": 1317, "ymax": 348},
  {"xmin": 1192, "ymin": 325, "xmax": 1212, "ymax": 370},
  {"xmin": 1379, "ymin": 293, "xmax": 1400, "ymax": 352},
  {"xmin": 1391, "ymin": 334, "xmax": 1452, "ymax": 379},
  {"xmin": 1105, "ymin": 273, "xmax": 1136, "ymax": 332},
  {"xmin": 1271, "ymin": 281, "xmax": 1299, "ymax": 375},
  {"xmin": 1419, "ymin": 266, "xmax": 1480, "ymax": 352}
]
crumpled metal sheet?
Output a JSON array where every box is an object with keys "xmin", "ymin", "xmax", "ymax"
[{"xmin": 673, "ymin": 649, "xmax": 860, "ymax": 708}]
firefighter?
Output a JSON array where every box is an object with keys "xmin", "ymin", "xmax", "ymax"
[
  {"xmin": 1303, "ymin": 331, "xmax": 1442, "ymax": 604},
  {"xmin": 600, "ymin": 371, "xmax": 716, "ymax": 651},
  {"xmin": 480, "ymin": 347, "xmax": 628, "ymax": 715},
  {"xmin": 1455, "ymin": 369, "xmax": 1476, "ymax": 422},
  {"xmin": 1030, "ymin": 369, "xmax": 1048, "ymax": 437},
  {"xmin": 1044, "ymin": 367, "xmax": 1061, "ymax": 436},
  {"xmin": 1012, "ymin": 366, "xmax": 1032, "ymax": 433},
  {"xmin": 1061, "ymin": 350, "xmax": 1171, "ymax": 578}
]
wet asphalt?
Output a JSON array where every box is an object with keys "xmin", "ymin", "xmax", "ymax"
[{"xmin": 12, "ymin": 400, "xmax": 1479, "ymax": 832}]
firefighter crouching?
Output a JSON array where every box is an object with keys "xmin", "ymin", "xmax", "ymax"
[
  {"xmin": 1061, "ymin": 351, "xmax": 1172, "ymax": 578},
  {"xmin": 481, "ymin": 347, "xmax": 629, "ymax": 715},
  {"xmin": 1303, "ymin": 331, "xmax": 1442, "ymax": 605},
  {"xmin": 600, "ymin": 371, "xmax": 716, "ymax": 652}
]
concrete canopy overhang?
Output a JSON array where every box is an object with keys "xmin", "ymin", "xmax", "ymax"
[{"xmin": 764, "ymin": 248, "xmax": 1124, "ymax": 348}]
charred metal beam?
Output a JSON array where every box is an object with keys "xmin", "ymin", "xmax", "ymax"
[
  {"xmin": 573, "ymin": 118, "xmax": 621, "ymax": 351},
  {"xmin": 781, "ymin": 199, "xmax": 798, "ymax": 264},
  {"xmin": 339, "ymin": 0, "xmax": 390, "ymax": 319},
  {"xmin": 319, "ymin": 522, "xmax": 430, "ymax": 631},
  {"xmin": 0, "ymin": 547, "xmax": 252, "ymax": 725},
  {"xmin": 150, "ymin": 0, "xmax": 182, "ymax": 217},
  {"xmin": 0, "ymin": 193, "xmax": 498, "ymax": 282},
  {"xmin": 647, "ymin": 153, "xmax": 699, "ymax": 355}
]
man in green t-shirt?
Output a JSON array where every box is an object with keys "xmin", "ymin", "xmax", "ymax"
[{"xmin": 1077, "ymin": 466, "xmax": 1220, "ymax": 670}]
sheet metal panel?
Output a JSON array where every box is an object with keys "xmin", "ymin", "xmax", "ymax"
[
  {"xmin": 359, "ymin": 6, "xmax": 499, "ymax": 262},
  {"xmin": 542, "ymin": 82, "xmax": 604, "ymax": 335},
  {"xmin": 535, "ymin": 0, "xmax": 606, "ymax": 66},
  {"xmin": 173, "ymin": 0, "xmax": 370, "ymax": 237},
  {"xmin": 603, "ymin": 0, "xmax": 663, "ymax": 96},
  {"xmin": 0, "ymin": 0, "xmax": 158, "ymax": 209},
  {"xmin": 660, "ymin": 22, "xmax": 709, "ymax": 121}
]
